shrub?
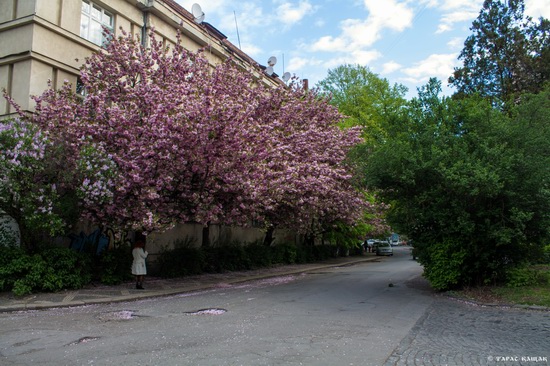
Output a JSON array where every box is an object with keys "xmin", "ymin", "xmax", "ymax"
[
  {"xmin": 203, "ymin": 244, "xmax": 251, "ymax": 272},
  {"xmin": 421, "ymin": 239, "xmax": 468, "ymax": 291},
  {"xmin": 505, "ymin": 265, "xmax": 547, "ymax": 287},
  {"xmin": 40, "ymin": 247, "xmax": 92, "ymax": 290},
  {"xmin": 157, "ymin": 246, "xmax": 205, "ymax": 278},
  {"xmin": 0, "ymin": 246, "xmax": 92, "ymax": 296},
  {"xmin": 98, "ymin": 245, "xmax": 133, "ymax": 285},
  {"xmin": 542, "ymin": 244, "xmax": 550, "ymax": 264},
  {"xmin": 314, "ymin": 244, "xmax": 338, "ymax": 260},
  {"xmin": 271, "ymin": 243, "xmax": 297, "ymax": 264},
  {"xmin": 245, "ymin": 244, "xmax": 272, "ymax": 268}
]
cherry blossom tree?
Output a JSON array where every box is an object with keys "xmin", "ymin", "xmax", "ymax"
[
  {"xmin": 7, "ymin": 29, "xmax": 368, "ymax": 244},
  {"xmin": 252, "ymin": 81, "xmax": 367, "ymax": 245}
]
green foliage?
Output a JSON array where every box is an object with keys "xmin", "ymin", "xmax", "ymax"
[
  {"xmin": 543, "ymin": 244, "xmax": 550, "ymax": 264},
  {"xmin": 97, "ymin": 245, "xmax": 133, "ymax": 285},
  {"xmin": 203, "ymin": 244, "xmax": 251, "ymax": 272},
  {"xmin": 505, "ymin": 266, "xmax": 542, "ymax": 287},
  {"xmin": 316, "ymin": 64, "xmax": 407, "ymax": 144},
  {"xmin": 324, "ymin": 221, "xmax": 365, "ymax": 250},
  {"xmin": 245, "ymin": 243, "xmax": 273, "ymax": 268},
  {"xmin": 449, "ymin": 0, "xmax": 549, "ymax": 106},
  {"xmin": 156, "ymin": 241, "xmax": 342, "ymax": 278},
  {"xmin": 270, "ymin": 243, "xmax": 297, "ymax": 264},
  {"xmin": 157, "ymin": 244, "xmax": 205, "ymax": 278},
  {"xmin": 364, "ymin": 80, "xmax": 550, "ymax": 290},
  {"xmin": 41, "ymin": 247, "xmax": 92, "ymax": 290},
  {"xmin": 0, "ymin": 246, "xmax": 91, "ymax": 296},
  {"xmin": 420, "ymin": 238, "xmax": 468, "ymax": 291}
]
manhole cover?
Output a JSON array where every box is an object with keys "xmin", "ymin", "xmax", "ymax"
[
  {"xmin": 185, "ymin": 308, "xmax": 227, "ymax": 315},
  {"xmin": 98, "ymin": 310, "xmax": 139, "ymax": 321}
]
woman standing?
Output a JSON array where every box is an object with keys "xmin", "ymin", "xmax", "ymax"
[{"xmin": 131, "ymin": 237, "xmax": 148, "ymax": 290}]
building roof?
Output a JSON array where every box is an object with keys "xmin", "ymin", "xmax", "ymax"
[{"xmin": 159, "ymin": 0, "xmax": 282, "ymax": 82}]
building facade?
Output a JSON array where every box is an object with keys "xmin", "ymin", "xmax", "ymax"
[{"xmin": 0, "ymin": 0, "xmax": 280, "ymax": 117}]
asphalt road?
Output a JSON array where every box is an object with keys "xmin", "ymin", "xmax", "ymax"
[{"xmin": 1, "ymin": 247, "xmax": 548, "ymax": 366}]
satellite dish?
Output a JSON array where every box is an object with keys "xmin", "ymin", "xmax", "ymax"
[
  {"xmin": 282, "ymin": 72, "xmax": 291, "ymax": 82},
  {"xmin": 192, "ymin": 3, "xmax": 205, "ymax": 24},
  {"xmin": 267, "ymin": 56, "xmax": 277, "ymax": 67},
  {"xmin": 265, "ymin": 66, "xmax": 274, "ymax": 76}
]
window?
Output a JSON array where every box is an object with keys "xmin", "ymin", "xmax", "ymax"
[
  {"xmin": 80, "ymin": 0, "xmax": 113, "ymax": 46},
  {"xmin": 76, "ymin": 77, "xmax": 87, "ymax": 97}
]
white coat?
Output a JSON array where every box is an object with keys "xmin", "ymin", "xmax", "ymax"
[{"xmin": 131, "ymin": 247, "xmax": 148, "ymax": 275}]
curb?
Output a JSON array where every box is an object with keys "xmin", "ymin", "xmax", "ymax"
[
  {"xmin": 0, "ymin": 257, "xmax": 379, "ymax": 313},
  {"xmin": 442, "ymin": 292, "xmax": 550, "ymax": 312}
]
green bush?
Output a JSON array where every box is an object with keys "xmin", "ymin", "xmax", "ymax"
[
  {"xmin": 314, "ymin": 244, "xmax": 338, "ymax": 260},
  {"xmin": 41, "ymin": 247, "xmax": 92, "ymax": 290},
  {"xmin": 245, "ymin": 244, "xmax": 272, "ymax": 268},
  {"xmin": 542, "ymin": 244, "xmax": 550, "ymax": 264},
  {"xmin": 505, "ymin": 265, "xmax": 547, "ymax": 287},
  {"xmin": 98, "ymin": 245, "xmax": 133, "ymax": 285},
  {"xmin": 157, "ymin": 246, "xmax": 205, "ymax": 278},
  {"xmin": 421, "ymin": 239, "xmax": 468, "ymax": 291},
  {"xmin": 0, "ymin": 246, "xmax": 92, "ymax": 296},
  {"xmin": 271, "ymin": 243, "xmax": 297, "ymax": 264},
  {"xmin": 203, "ymin": 244, "xmax": 251, "ymax": 272}
]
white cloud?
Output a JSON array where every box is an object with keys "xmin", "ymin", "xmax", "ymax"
[
  {"xmin": 381, "ymin": 61, "xmax": 402, "ymax": 74},
  {"xmin": 525, "ymin": 0, "xmax": 550, "ymax": 19},
  {"xmin": 276, "ymin": 1, "xmax": 315, "ymax": 26},
  {"xmin": 402, "ymin": 53, "xmax": 459, "ymax": 84},
  {"xmin": 361, "ymin": 0, "xmax": 414, "ymax": 32},
  {"xmin": 287, "ymin": 55, "xmax": 324, "ymax": 75},
  {"xmin": 322, "ymin": 49, "xmax": 381, "ymax": 69},
  {"xmin": 314, "ymin": 18, "xmax": 325, "ymax": 28},
  {"xmin": 447, "ymin": 37, "xmax": 464, "ymax": 50},
  {"xmin": 310, "ymin": 35, "xmax": 348, "ymax": 52},
  {"xmin": 310, "ymin": 0, "xmax": 414, "ymax": 53},
  {"xmin": 435, "ymin": 0, "xmax": 482, "ymax": 33},
  {"xmin": 241, "ymin": 42, "xmax": 263, "ymax": 59},
  {"xmin": 435, "ymin": 0, "xmax": 549, "ymax": 34}
]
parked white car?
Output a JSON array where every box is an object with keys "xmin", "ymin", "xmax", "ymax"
[{"xmin": 375, "ymin": 241, "xmax": 394, "ymax": 256}]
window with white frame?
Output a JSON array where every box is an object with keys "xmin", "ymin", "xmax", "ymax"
[{"xmin": 80, "ymin": 0, "xmax": 113, "ymax": 46}]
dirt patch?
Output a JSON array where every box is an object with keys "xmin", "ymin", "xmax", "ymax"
[{"xmin": 447, "ymin": 286, "xmax": 509, "ymax": 305}]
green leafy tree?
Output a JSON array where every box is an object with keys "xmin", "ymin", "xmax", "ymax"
[
  {"xmin": 316, "ymin": 64, "xmax": 407, "ymax": 144},
  {"xmin": 449, "ymin": 0, "xmax": 550, "ymax": 105},
  {"xmin": 365, "ymin": 78, "xmax": 550, "ymax": 290}
]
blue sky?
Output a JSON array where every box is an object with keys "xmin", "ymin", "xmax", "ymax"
[{"xmin": 175, "ymin": 0, "xmax": 549, "ymax": 99}]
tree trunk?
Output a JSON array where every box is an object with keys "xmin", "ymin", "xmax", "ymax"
[
  {"xmin": 263, "ymin": 225, "xmax": 275, "ymax": 247},
  {"xmin": 304, "ymin": 232, "xmax": 315, "ymax": 246},
  {"xmin": 201, "ymin": 223, "xmax": 210, "ymax": 247}
]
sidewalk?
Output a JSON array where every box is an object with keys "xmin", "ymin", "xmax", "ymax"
[{"xmin": 0, "ymin": 254, "xmax": 380, "ymax": 313}]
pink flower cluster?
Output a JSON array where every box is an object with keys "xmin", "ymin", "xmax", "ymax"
[{"xmin": 13, "ymin": 30, "xmax": 371, "ymax": 234}]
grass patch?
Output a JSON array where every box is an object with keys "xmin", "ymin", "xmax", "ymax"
[
  {"xmin": 452, "ymin": 265, "xmax": 550, "ymax": 308},
  {"xmin": 492, "ymin": 286, "xmax": 550, "ymax": 307}
]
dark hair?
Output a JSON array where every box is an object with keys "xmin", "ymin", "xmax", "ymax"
[{"xmin": 134, "ymin": 240, "xmax": 145, "ymax": 249}]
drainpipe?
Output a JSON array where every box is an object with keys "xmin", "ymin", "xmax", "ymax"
[{"xmin": 141, "ymin": 8, "xmax": 149, "ymax": 47}]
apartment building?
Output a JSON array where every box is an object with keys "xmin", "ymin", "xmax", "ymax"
[{"xmin": 0, "ymin": 0, "xmax": 280, "ymax": 117}]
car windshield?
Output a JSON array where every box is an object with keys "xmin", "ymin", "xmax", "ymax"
[{"xmin": 378, "ymin": 242, "xmax": 390, "ymax": 247}]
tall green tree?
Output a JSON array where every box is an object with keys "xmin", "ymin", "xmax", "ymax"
[
  {"xmin": 316, "ymin": 64, "xmax": 407, "ymax": 144},
  {"xmin": 366, "ymin": 78, "xmax": 550, "ymax": 290},
  {"xmin": 449, "ymin": 0, "xmax": 549, "ymax": 105}
]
